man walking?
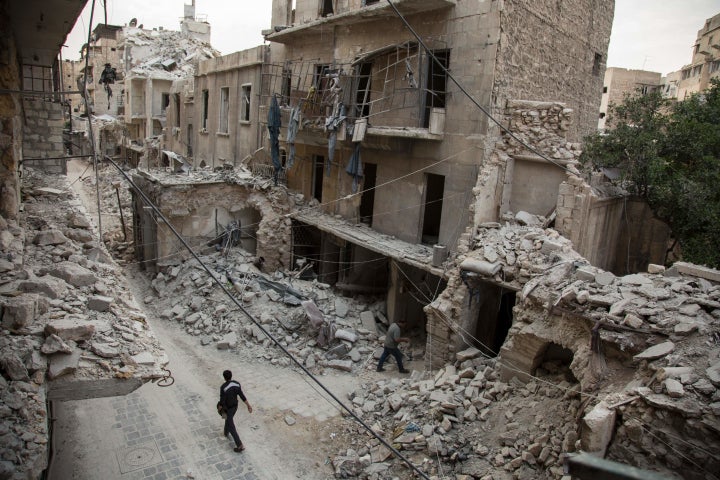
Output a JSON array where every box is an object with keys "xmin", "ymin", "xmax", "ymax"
[
  {"xmin": 219, "ymin": 370, "xmax": 253, "ymax": 452},
  {"xmin": 377, "ymin": 320, "xmax": 410, "ymax": 373}
]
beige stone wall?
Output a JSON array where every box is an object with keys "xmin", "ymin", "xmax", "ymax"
[
  {"xmin": 194, "ymin": 47, "xmax": 266, "ymax": 168},
  {"xmin": 0, "ymin": 4, "xmax": 22, "ymax": 219},
  {"xmin": 494, "ymin": 0, "xmax": 614, "ymax": 141},
  {"xmin": 22, "ymin": 98, "xmax": 66, "ymax": 174},
  {"xmin": 132, "ymin": 177, "xmax": 293, "ymax": 273},
  {"xmin": 555, "ymin": 177, "xmax": 671, "ymax": 274}
]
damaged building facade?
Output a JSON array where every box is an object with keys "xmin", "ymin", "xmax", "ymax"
[{"xmin": 127, "ymin": 2, "xmax": 720, "ymax": 478}]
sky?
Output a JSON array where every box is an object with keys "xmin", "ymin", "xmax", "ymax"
[{"xmin": 62, "ymin": 0, "xmax": 720, "ymax": 76}]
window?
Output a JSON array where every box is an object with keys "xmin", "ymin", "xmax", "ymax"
[
  {"xmin": 592, "ymin": 53, "xmax": 602, "ymax": 76},
  {"xmin": 219, "ymin": 87, "xmax": 229, "ymax": 133},
  {"xmin": 201, "ymin": 89, "xmax": 209, "ymax": 130},
  {"xmin": 281, "ymin": 69, "xmax": 292, "ymax": 106},
  {"xmin": 312, "ymin": 155, "xmax": 325, "ymax": 202},
  {"xmin": 423, "ymin": 50, "xmax": 449, "ymax": 128},
  {"xmin": 355, "ymin": 62, "xmax": 372, "ymax": 118},
  {"xmin": 421, "ymin": 173, "xmax": 445, "ymax": 245},
  {"xmin": 320, "ymin": 0, "xmax": 333, "ymax": 17},
  {"xmin": 602, "ymin": 86, "xmax": 608, "ymax": 93},
  {"xmin": 599, "ymin": 112, "xmax": 606, "ymax": 119},
  {"xmin": 241, "ymin": 84, "xmax": 252, "ymax": 122}
]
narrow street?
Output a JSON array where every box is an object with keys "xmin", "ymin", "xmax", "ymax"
[{"xmin": 46, "ymin": 161, "xmax": 360, "ymax": 480}]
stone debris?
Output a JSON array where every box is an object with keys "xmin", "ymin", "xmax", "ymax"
[{"xmin": 0, "ymin": 168, "xmax": 166, "ymax": 479}]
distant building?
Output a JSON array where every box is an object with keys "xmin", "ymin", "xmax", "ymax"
[
  {"xmin": 677, "ymin": 12, "xmax": 720, "ymax": 100},
  {"xmin": 598, "ymin": 67, "xmax": 662, "ymax": 130}
]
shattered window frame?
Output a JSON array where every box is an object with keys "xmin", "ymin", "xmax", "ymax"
[{"xmin": 219, "ymin": 87, "xmax": 230, "ymax": 134}]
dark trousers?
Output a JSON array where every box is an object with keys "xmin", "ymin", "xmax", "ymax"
[
  {"xmin": 377, "ymin": 347, "xmax": 404, "ymax": 371},
  {"xmin": 224, "ymin": 405, "xmax": 242, "ymax": 447}
]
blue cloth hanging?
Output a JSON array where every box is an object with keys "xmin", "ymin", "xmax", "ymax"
[{"xmin": 346, "ymin": 143, "xmax": 363, "ymax": 193}]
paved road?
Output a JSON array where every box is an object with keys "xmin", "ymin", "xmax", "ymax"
[{"xmin": 47, "ymin": 296, "xmax": 358, "ymax": 480}]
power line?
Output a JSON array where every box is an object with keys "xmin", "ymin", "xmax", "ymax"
[{"xmin": 103, "ymin": 155, "xmax": 431, "ymax": 480}]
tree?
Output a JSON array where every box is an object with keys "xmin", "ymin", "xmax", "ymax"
[{"xmin": 581, "ymin": 79, "xmax": 720, "ymax": 268}]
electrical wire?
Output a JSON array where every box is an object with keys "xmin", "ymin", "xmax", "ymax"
[{"xmin": 103, "ymin": 155, "xmax": 431, "ymax": 480}]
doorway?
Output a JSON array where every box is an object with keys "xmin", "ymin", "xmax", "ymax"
[
  {"xmin": 359, "ymin": 163, "xmax": 376, "ymax": 225},
  {"xmin": 312, "ymin": 155, "xmax": 324, "ymax": 202}
]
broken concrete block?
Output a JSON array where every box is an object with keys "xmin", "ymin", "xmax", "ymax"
[
  {"xmin": 327, "ymin": 359, "xmax": 353, "ymax": 372},
  {"xmin": 634, "ymin": 341, "xmax": 675, "ymax": 362},
  {"xmin": 130, "ymin": 351, "xmax": 155, "ymax": 365},
  {"xmin": 335, "ymin": 329, "xmax": 358, "ymax": 343},
  {"xmin": 515, "ymin": 211, "xmax": 541, "ymax": 226},
  {"xmin": 707, "ymin": 361, "xmax": 720, "ymax": 387},
  {"xmin": 335, "ymin": 298, "xmax": 349, "ymax": 318},
  {"xmin": 1, "ymin": 294, "xmax": 39, "ymax": 330},
  {"xmin": 48, "ymin": 350, "xmax": 81, "ymax": 380},
  {"xmin": 664, "ymin": 378, "xmax": 684, "ymax": 398},
  {"xmin": 581, "ymin": 401, "xmax": 615, "ymax": 456},
  {"xmin": 647, "ymin": 264, "xmax": 665, "ymax": 274},
  {"xmin": 284, "ymin": 415, "xmax": 296, "ymax": 426},
  {"xmin": 456, "ymin": 347, "xmax": 481, "ymax": 362},
  {"xmin": 540, "ymin": 239, "xmax": 563, "ymax": 254},
  {"xmin": 87, "ymin": 295, "xmax": 113, "ymax": 312},
  {"xmin": 91, "ymin": 342, "xmax": 120, "ymax": 358},
  {"xmin": 575, "ymin": 267, "xmax": 595, "ymax": 282},
  {"xmin": 0, "ymin": 352, "xmax": 30, "ymax": 380},
  {"xmin": 673, "ymin": 262, "xmax": 720, "ymax": 282},
  {"xmin": 45, "ymin": 319, "xmax": 96, "ymax": 342},
  {"xmin": 594, "ymin": 271, "xmax": 615, "ymax": 286},
  {"xmin": 67, "ymin": 212, "xmax": 91, "ymax": 229},
  {"xmin": 217, "ymin": 332, "xmax": 238, "ymax": 350},
  {"xmin": 33, "ymin": 229, "xmax": 68, "ymax": 246},
  {"xmin": 44, "ymin": 261, "xmax": 96, "ymax": 287},
  {"xmin": 360, "ymin": 311, "xmax": 376, "ymax": 332},
  {"xmin": 623, "ymin": 313, "xmax": 643, "ymax": 328},
  {"xmin": 18, "ymin": 276, "xmax": 69, "ymax": 299},
  {"xmin": 41, "ymin": 334, "xmax": 73, "ymax": 354}
]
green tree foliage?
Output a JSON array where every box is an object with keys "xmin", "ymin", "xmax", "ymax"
[{"xmin": 581, "ymin": 79, "xmax": 720, "ymax": 268}]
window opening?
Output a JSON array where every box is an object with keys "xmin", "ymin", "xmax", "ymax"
[
  {"xmin": 421, "ymin": 173, "xmax": 444, "ymax": 245},
  {"xmin": 592, "ymin": 53, "xmax": 602, "ymax": 76},
  {"xmin": 320, "ymin": 0, "xmax": 334, "ymax": 17},
  {"xmin": 161, "ymin": 93, "xmax": 170, "ymax": 114},
  {"xmin": 219, "ymin": 87, "xmax": 230, "ymax": 133},
  {"xmin": 355, "ymin": 62, "xmax": 372, "ymax": 118},
  {"xmin": 201, "ymin": 89, "xmax": 209, "ymax": 129},
  {"xmin": 241, "ymin": 84, "xmax": 251, "ymax": 122},
  {"xmin": 423, "ymin": 50, "xmax": 449, "ymax": 128},
  {"xmin": 173, "ymin": 94, "xmax": 181, "ymax": 127}
]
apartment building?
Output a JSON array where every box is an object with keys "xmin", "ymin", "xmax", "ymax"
[
  {"xmin": 136, "ymin": 0, "xmax": 614, "ymax": 367},
  {"xmin": 677, "ymin": 12, "xmax": 720, "ymax": 100},
  {"xmin": 598, "ymin": 67, "xmax": 662, "ymax": 130}
]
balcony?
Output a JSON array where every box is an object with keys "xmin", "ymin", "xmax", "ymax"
[{"xmin": 264, "ymin": 0, "xmax": 456, "ymax": 44}]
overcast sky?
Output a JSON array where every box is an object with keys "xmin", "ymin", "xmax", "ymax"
[{"xmin": 62, "ymin": 0, "xmax": 719, "ymax": 76}]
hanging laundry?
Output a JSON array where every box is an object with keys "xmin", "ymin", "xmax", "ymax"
[
  {"xmin": 267, "ymin": 95, "xmax": 282, "ymax": 185},
  {"xmin": 327, "ymin": 130, "xmax": 336, "ymax": 177},
  {"xmin": 287, "ymin": 105, "xmax": 301, "ymax": 167},
  {"xmin": 346, "ymin": 143, "xmax": 363, "ymax": 193}
]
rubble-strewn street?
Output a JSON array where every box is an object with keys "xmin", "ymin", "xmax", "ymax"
[{"xmin": 36, "ymin": 160, "xmax": 719, "ymax": 480}]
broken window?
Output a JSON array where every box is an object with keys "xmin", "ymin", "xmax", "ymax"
[
  {"xmin": 421, "ymin": 173, "xmax": 444, "ymax": 245},
  {"xmin": 355, "ymin": 62, "xmax": 372, "ymax": 118},
  {"xmin": 241, "ymin": 84, "xmax": 251, "ymax": 122},
  {"xmin": 320, "ymin": 0, "xmax": 334, "ymax": 17},
  {"xmin": 219, "ymin": 87, "xmax": 230, "ymax": 133},
  {"xmin": 592, "ymin": 53, "xmax": 602, "ymax": 76},
  {"xmin": 201, "ymin": 89, "xmax": 209, "ymax": 130},
  {"xmin": 423, "ymin": 50, "xmax": 449, "ymax": 128}
]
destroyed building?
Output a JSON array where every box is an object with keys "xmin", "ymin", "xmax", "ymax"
[
  {"xmin": 677, "ymin": 12, "xmax": 720, "ymax": 101},
  {"xmin": 0, "ymin": 1, "xmax": 167, "ymax": 478}
]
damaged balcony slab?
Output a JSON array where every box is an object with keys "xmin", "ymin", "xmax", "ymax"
[
  {"xmin": 264, "ymin": 0, "xmax": 456, "ymax": 43},
  {"xmin": 292, "ymin": 209, "xmax": 445, "ymax": 277}
]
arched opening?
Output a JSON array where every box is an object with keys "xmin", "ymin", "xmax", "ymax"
[
  {"xmin": 535, "ymin": 342, "xmax": 577, "ymax": 383},
  {"xmin": 464, "ymin": 278, "xmax": 516, "ymax": 357}
]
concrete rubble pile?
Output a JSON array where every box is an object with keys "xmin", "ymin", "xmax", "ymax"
[
  {"xmin": 332, "ymin": 348, "xmax": 581, "ymax": 480},
  {"xmin": 123, "ymin": 27, "xmax": 219, "ymax": 80},
  {"xmin": 144, "ymin": 247, "xmax": 416, "ymax": 375},
  {"xmin": 0, "ymin": 168, "xmax": 167, "ymax": 480}
]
